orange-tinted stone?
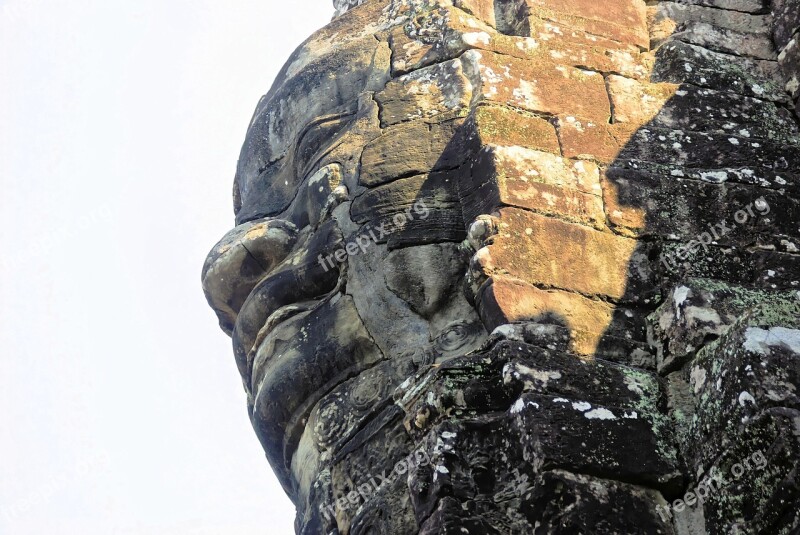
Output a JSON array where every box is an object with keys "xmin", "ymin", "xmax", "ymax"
[
  {"xmin": 477, "ymin": 276, "xmax": 617, "ymax": 354},
  {"xmin": 465, "ymin": 50, "xmax": 611, "ymax": 122},
  {"xmin": 463, "ymin": 145, "xmax": 606, "ymax": 228},
  {"xmin": 474, "ymin": 208, "xmax": 652, "ymax": 301}
]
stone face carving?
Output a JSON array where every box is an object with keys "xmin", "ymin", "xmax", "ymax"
[{"xmin": 202, "ymin": 0, "xmax": 800, "ymax": 533}]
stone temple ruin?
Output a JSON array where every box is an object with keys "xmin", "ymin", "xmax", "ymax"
[{"xmin": 202, "ymin": 0, "xmax": 800, "ymax": 532}]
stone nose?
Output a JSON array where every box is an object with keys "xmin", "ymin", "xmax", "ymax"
[{"xmin": 201, "ymin": 219, "xmax": 299, "ymax": 335}]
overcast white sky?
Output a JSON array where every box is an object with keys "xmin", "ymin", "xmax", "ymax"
[{"xmin": 0, "ymin": 1, "xmax": 332, "ymax": 533}]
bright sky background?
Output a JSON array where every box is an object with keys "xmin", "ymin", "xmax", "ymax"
[{"xmin": 0, "ymin": 1, "xmax": 332, "ymax": 533}]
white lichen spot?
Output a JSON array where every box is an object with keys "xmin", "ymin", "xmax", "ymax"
[
  {"xmin": 494, "ymin": 324, "xmax": 523, "ymax": 342},
  {"xmin": 462, "ymin": 32, "xmax": 491, "ymax": 47},
  {"xmin": 511, "ymin": 398, "xmax": 526, "ymax": 414},
  {"xmin": 782, "ymin": 240, "xmax": 798, "ymax": 253},
  {"xmin": 584, "ymin": 408, "xmax": 617, "ymax": 420},
  {"xmin": 674, "ymin": 286, "xmax": 692, "ymax": 318},
  {"xmin": 738, "ymin": 391, "xmax": 757, "ymax": 408},
  {"xmin": 515, "ymin": 38, "xmax": 539, "ymax": 52},
  {"xmin": 572, "ymin": 401, "xmax": 592, "ymax": 412},
  {"xmin": 691, "ymin": 365, "xmax": 707, "ymax": 395},
  {"xmin": 744, "ymin": 327, "xmax": 800, "ymax": 355},
  {"xmin": 728, "ymin": 138, "xmax": 740, "ymax": 145},
  {"xmin": 700, "ymin": 171, "xmax": 728, "ymax": 183},
  {"xmin": 625, "ymin": 375, "xmax": 646, "ymax": 396}
]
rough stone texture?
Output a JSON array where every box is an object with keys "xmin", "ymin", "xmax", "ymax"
[{"xmin": 202, "ymin": 0, "xmax": 800, "ymax": 533}]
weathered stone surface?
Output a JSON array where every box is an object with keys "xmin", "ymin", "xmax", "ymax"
[
  {"xmin": 779, "ymin": 33, "xmax": 800, "ymax": 100},
  {"xmin": 202, "ymin": 0, "xmax": 800, "ymax": 533},
  {"xmin": 615, "ymin": 126, "xmax": 800, "ymax": 170},
  {"xmin": 652, "ymin": 40, "xmax": 786, "ymax": 101},
  {"xmin": 523, "ymin": 470, "xmax": 677, "ymax": 534},
  {"xmin": 375, "ymin": 58, "xmax": 474, "ymax": 127},
  {"xmin": 333, "ymin": 0, "xmax": 366, "ymax": 17},
  {"xmin": 234, "ymin": 15, "xmax": 391, "ymax": 223},
  {"xmin": 462, "ymin": 145, "xmax": 606, "ymax": 228},
  {"xmin": 521, "ymin": 0, "xmax": 650, "ymax": 49},
  {"xmin": 650, "ymin": 279, "xmax": 800, "ymax": 372},
  {"xmin": 511, "ymin": 393, "xmax": 682, "ymax": 491},
  {"xmin": 652, "ymin": 2, "xmax": 772, "ymax": 35},
  {"xmin": 602, "ymin": 166, "xmax": 800, "ymax": 242},
  {"xmin": 607, "ymin": 74, "xmax": 799, "ymax": 141},
  {"xmin": 475, "ymin": 277, "xmax": 653, "ymax": 360},
  {"xmin": 359, "ymin": 120, "xmax": 467, "ymax": 187},
  {"xmin": 771, "ymin": 0, "xmax": 800, "ymax": 49},
  {"xmin": 384, "ymin": 243, "xmax": 467, "ymax": 318},
  {"xmin": 672, "ymin": 21, "xmax": 777, "ymax": 60},
  {"xmin": 395, "ymin": 339, "xmax": 681, "ymax": 530},
  {"xmin": 232, "ymin": 220, "xmax": 344, "ymax": 380},
  {"xmin": 466, "ymin": 104, "xmax": 561, "ymax": 155},
  {"xmin": 251, "ymin": 293, "xmax": 385, "ymax": 493},
  {"xmin": 673, "ymin": 301, "xmax": 800, "ymax": 533},
  {"xmin": 464, "ymin": 49, "xmax": 612, "ymax": 122},
  {"xmin": 471, "ymin": 208, "xmax": 655, "ymax": 302},
  {"xmin": 688, "ymin": 0, "xmax": 769, "ymax": 13},
  {"xmin": 202, "ymin": 218, "xmax": 298, "ymax": 334},
  {"xmin": 390, "ymin": 3, "xmax": 653, "ymax": 78},
  {"xmin": 555, "ymin": 116, "xmax": 642, "ymax": 164},
  {"xmin": 350, "ymin": 170, "xmax": 466, "ymax": 246}
]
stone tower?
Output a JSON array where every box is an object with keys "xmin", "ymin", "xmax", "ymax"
[{"xmin": 202, "ymin": 0, "xmax": 800, "ymax": 532}]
